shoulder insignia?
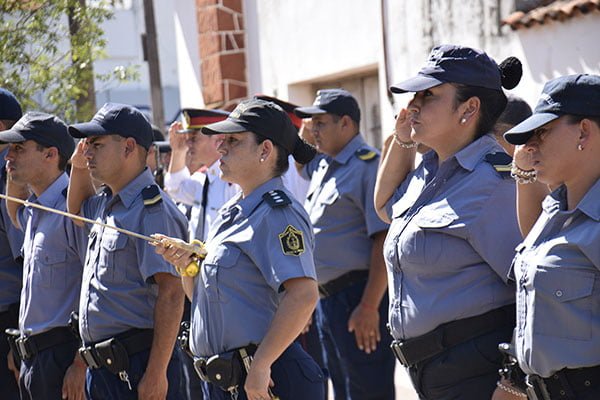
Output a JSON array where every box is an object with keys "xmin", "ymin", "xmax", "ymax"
[
  {"xmin": 355, "ymin": 148, "xmax": 377, "ymax": 161},
  {"xmin": 262, "ymin": 190, "xmax": 291, "ymax": 208},
  {"xmin": 484, "ymin": 152, "xmax": 512, "ymax": 178},
  {"xmin": 141, "ymin": 184, "xmax": 162, "ymax": 207},
  {"xmin": 278, "ymin": 225, "xmax": 305, "ymax": 256}
]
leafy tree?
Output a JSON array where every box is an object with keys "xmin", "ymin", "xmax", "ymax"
[{"xmin": 0, "ymin": 0, "xmax": 139, "ymax": 122}]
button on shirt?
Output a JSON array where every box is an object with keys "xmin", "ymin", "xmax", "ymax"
[
  {"xmin": 384, "ymin": 135, "xmax": 520, "ymax": 340},
  {"xmin": 79, "ymin": 168, "xmax": 188, "ymax": 344},
  {"xmin": 0, "ymin": 149, "xmax": 24, "ymax": 312},
  {"xmin": 514, "ymin": 180, "xmax": 600, "ymax": 377},
  {"xmin": 164, "ymin": 162, "xmax": 239, "ymax": 241},
  {"xmin": 190, "ymin": 177, "xmax": 316, "ymax": 357},
  {"xmin": 17, "ymin": 173, "xmax": 87, "ymax": 335},
  {"xmin": 303, "ymin": 134, "xmax": 388, "ymax": 284}
]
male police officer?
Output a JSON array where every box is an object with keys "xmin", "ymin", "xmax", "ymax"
[
  {"xmin": 165, "ymin": 108, "xmax": 237, "ymax": 242},
  {"xmin": 67, "ymin": 103, "xmax": 188, "ymax": 399},
  {"xmin": 0, "ymin": 112, "xmax": 86, "ymax": 400},
  {"xmin": 295, "ymin": 89, "xmax": 395, "ymax": 399},
  {"xmin": 0, "ymin": 88, "xmax": 24, "ymax": 400}
]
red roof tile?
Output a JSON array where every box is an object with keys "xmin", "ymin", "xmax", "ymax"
[{"xmin": 503, "ymin": 0, "xmax": 600, "ymax": 30}]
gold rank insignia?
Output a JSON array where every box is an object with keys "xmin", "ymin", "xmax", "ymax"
[
  {"xmin": 278, "ymin": 225, "xmax": 305, "ymax": 256},
  {"xmin": 182, "ymin": 111, "xmax": 191, "ymax": 130}
]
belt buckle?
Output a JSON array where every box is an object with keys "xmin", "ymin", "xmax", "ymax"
[
  {"xmin": 193, "ymin": 357, "xmax": 210, "ymax": 382},
  {"xmin": 390, "ymin": 340, "xmax": 410, "ymax": 367},
  {"xmin": 526, "ymin": 375, "xmax": 551, "ymax": 400},
  {"xmin": 79, "ymin": 347, "xmax": 100, "ymax": 369},
  {"xmin": 15, "ymin": 337, "xmax": 31, "ymax": 360}
]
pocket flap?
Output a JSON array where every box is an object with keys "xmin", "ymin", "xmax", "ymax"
[
  {"xmin": 101, "ymin": 232, "xmax": 128, "ymax": 251},
  {"xmin": 535, "ymin": 267, "xmax": 595, "ymax": 303},
  {"xmin": 205, "ymin": 245, "xmax": 241, "ymax": 268},
  {"xmin": 415, "ymin": 212, "xmax": 458, "ymax": 228},
  {"xmin": 35, "ymin": 247, "xmax": 67, "ymax": 264}
]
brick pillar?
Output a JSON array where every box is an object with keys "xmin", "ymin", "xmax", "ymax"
[{"xmin": 197, "ymin": 0, "xmax": 247, "ymax": 110}]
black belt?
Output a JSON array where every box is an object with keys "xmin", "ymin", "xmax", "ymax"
[
  {"xmin": 13, "ymin": 327, "xmax": 76, "ymax": 360},
  {"xmin": 391, "ymin": 304, "xmax": 515, "ymax": 367},
  {"xmin": 527, "ymin": 365, "xmax": 600, "ymax": 400},
  {"xmin": 79, "ymin": 328, "xmax": 154, "ymax": 370},
  {"xmin": 319, "ymin": 270, "xmax": 368, "ymax": 298},
  {"xmin": 194, "ymin": 344, "xmax": 258, "ymax": 391}
]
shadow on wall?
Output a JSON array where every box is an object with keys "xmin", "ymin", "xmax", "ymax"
[{"xmin": 515, "ymin": 12, "xmax": 600, "ymax": 84}]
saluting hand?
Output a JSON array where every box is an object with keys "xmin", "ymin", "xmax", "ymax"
[
  {"xmin": 512, "ymin": 144, "xmax": 535, "ymax": 171},
  {"xmin": 168, "ymin": 122, "xmax": 188, "ymax": 153},
  {"xmin": 392, "ymin": 108, "xmax": 413, "ymax": 143},
  {"xmin": 70, "ymin": 140, "xmax": 88, "ymax": 170},
  {"xmin": 348, "ymin": 303, "xmax": 381, "ymax": 354}
]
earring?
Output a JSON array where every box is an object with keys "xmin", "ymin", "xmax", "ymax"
[
  {"xmin": 577, "ymin": 144, "xmax": 584, "ymax": 151},
  {"xmin": 460, "ymin": 118, "xmax": 467, "ymax": 124},
  {"xmin": 260, "ymin": 158, "xmax": 265, "ymax": 162}
]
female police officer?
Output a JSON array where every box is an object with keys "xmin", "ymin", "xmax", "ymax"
[
  {"xmin": 156, "ymin": 99, "xmax": 324, "ymax": 400},
  {"xmin": 495, "ymin": 74, "xmax": 600, "ymax": 400},
  {"xmin": 374, "ymin": 44, "xmax": 523, "ymax": 399}
]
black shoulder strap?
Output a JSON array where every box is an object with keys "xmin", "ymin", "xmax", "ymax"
[
  {"xmin": 262, "ymin": 190, "xmax": 291, "ymax": 208},
  {"xmin": 141, "ymin": 184, "xmax": 162, "ymax": 207}
]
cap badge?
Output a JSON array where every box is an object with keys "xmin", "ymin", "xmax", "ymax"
[{"xmin": 182, "ymin": 111, "xmax": 191, "ymax": 130}]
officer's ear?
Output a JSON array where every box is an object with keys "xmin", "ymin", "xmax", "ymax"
[
  {"xmin": 259, "ymin": 139, "xmax": 273, "ymax": 162},
  {"xmin": 44, "ymin": 146, "xmax": 59, "ymax": 161},
  {"xmin": 123, "ymin": 137, "xmax": 137, "ymax": 156}
]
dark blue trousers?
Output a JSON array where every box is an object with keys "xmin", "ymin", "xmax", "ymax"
[
  {"xmin": 0, "ymin": 307, "xmax": 19, "ymax": 400},
  {"xmin": 407, "ymin": 325, "xmax": 513, "ymax": 400},
  {"xmin": 317, "ymin": 280, "xmax": 395, "ymax": 400},
  {"xmin": 297, "ymin": 309, "xmax": 329, "ymax": 400},
  {"xmin": 85, "ymin": 348, "xmax": 180, "ymax": 399},
  {"xmin": 19, "ymin": 340, "xmax": 78, "ymax": 400},
  {"xmin": 176, "ymin": 345, "xmax": 204, "ymax": 400},
  {"xmin": 201, "ymin": 342, "xmax": 324, "ymax": 400}
]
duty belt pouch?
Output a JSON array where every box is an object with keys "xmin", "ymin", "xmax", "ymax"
[
  {"xmin": 205, "ymin": 351, "xmax": 244, "ymax": 391},
  {"xmin": 94, "ymin": 338, "xmax": 129, "ymax": 375},
  {"xmin": 5, "ymin": 328, "xmax": 21, "ymax": 367}
]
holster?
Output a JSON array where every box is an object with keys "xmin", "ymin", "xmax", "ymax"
[
  {"xmin": 4, "ymin": 328, "xmax": 21, "ymax": 368},
  {"xmin": 194, "ymin": 344, "xmax": 257, "ymax": 392},
  {"xmin": 93, "ymin": 337, "xmax": 130, "ymax": 375}
]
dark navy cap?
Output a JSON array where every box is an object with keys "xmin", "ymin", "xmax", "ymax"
[
  {"xmin": 294, "ymin": 89, "xmax": 361, "ymax": 123},
  {"xmin": 178, "ymin": 108, "xmax": 229, "ymax": 133},
  {"xmin": 69, "ymin": 103, "xmax": 153, "ymax": 150},
  {"xmin": 390, "ymin": 44, "xmax": 503, "ymax": 93},
  {"xmin": 504, "ymin": 74, "xmax": 600, "ymax": 145},
  {"xmin": 0, "ymin": 88, "xmax": 23, "ymax": 121},
  {"xmin": 0, "ymin": 112, "xmax": 75, "ymax": 158},
  {"xmin": 497, "ymin": 95, "xmax": 532, "ymax": 127},
  {"xmin": 254, "ymin": 95, "xmax": 303, "ymax": 129}
]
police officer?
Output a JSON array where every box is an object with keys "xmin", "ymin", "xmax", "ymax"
[
  {"xmin": 0, "ymin": 112, "xmax": 86, "ymax": 400},
  {"xmin": 496, "ymin": 74, "xmax": 600, "ymax": 400},
  {"xmin": 156, "ymin": 98, "xmax": 325, "ymax": 400},
  {"xmin": 66, "ymin": 103, "xmax": 188, "ymax": 399},
  {"xmin": 374, "ymin": 44, "xmax": 523, "ymax": 399},
  {"xmin": 0, "ymin": 88, "xmax": 24, "ymax": 400},
  {"xmin": 294, "ymin": 89, "xmax": 394, "ymax": 400},
  {"xmin": 165, "ymin": 108, "xmax": 238, "ymax": 242},
  {"xmin": 146, "ymin": 124, "xmax": 170, "ymax": 188}
]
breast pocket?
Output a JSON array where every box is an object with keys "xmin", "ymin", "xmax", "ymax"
[
  {"xmin": 33, "ymin": 246, "xmax": 68, "ymax": 289},
  {"xmin": 202, "ymin": 246, "xmax": 241, "ymax": 303},
  {"xmin": 98, "ymin": 232, "xmax": 128, "ymax": 283},
  {"xmin": 400, "ymin": 212, "xmax": 458, "ymax": 266},
  {"xmin": 533, "ymin": 267, "xmax": 595, "ymax": 340}
]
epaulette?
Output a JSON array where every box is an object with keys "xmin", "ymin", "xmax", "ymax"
[
  {"xmin": 355, "ymin": 148, "xmax": 377, "ymax": 162},
  {"xmin": 141, "ymin": 184, "xmax": 162, "ymax": 207},
  {"xmin": 484, "ymin": 152, "xmax": 512, "ymax": 178},
  {"xmin": 262, "ymin": 190, "xmax": 291, "ymax": 208}
]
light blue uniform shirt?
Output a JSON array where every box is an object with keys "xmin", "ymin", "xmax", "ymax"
[
  {"xmin": 384, "ymin": 135, "xmax": 520, "ymax": 340},
  {"xmin": 0, "ymin": 149, "xmax": 24, "ymax": 312},
  {"xmin": 79, "ymin": 168, "xmax": 188, "ymax": 344},
  {"xmin": 514, "ymin": 180, "xmax": 600, "ymax": 377},
  {"xmin": 190, "ymin": 177, "xmax": 316, "ymax": 357},
  {"xmin": 303, "ymin": 134, "xmax": 388, "ymax": 284},
  {"xmin": 17, "ymin": 173, "xmax": 86, "ymax": 335}
]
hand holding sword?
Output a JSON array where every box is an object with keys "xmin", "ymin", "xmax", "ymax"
[{"xmin": 0, "ymin": 192, "xmax": 206, "ymax": 277}]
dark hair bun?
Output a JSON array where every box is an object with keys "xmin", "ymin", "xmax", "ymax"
[
  {"xmin": 499, "ymin": 57, "xmax": 522, "ymax": 90},
  {"xmin": 292, "ymin": 138, "xmax": 317, "ymax": 164}
]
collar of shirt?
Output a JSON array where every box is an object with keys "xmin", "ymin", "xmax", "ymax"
[
  {"xmin": 332, "ymin": 134, "xmax": 367, "ymax": 165},
  {"xmin": 205, "ymin": 161, "xmax": 222, "ymax": 184},
  {"xmin": 422, "ymin": 134, "xmax": 503, "ymax": 174},
  {"xmin": 544, "ymin": 179, "xmax": 600, "ymax": 222},
  {"xmin": 27, "ymin": 172, "xmax": 68, "ymax": 208},
  {"xmin": 108, "ymin": 167, "xmax": 156, "ymax": 209},
  {"xmin": 233, "ymin": 177, "xmax": 285, "ymax": 219}
]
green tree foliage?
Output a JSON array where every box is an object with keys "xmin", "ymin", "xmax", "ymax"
[{"xmin": 0, "ymin": 0, "xmax": 139, "ymax": 122}]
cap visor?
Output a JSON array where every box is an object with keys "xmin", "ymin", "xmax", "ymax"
[
  {"xmin": 294, "ymin": 106, "xmax": 327, "ymax": 119},
  {"xmin": 390, "ymin": 75, "xmax": 443, "ymax": 93},
  {"xmin": 201, "ymin": 119, "xmax": 248, "ymax": 135},
  {"xmin": 503, "ymin": 113, "xmax": 559, "ymax": 145},
  {"xmin": 0, "ymin": 129, "xmax": 27, "ymax": 143},
  {"xmin": 68, "ymin": 121, "xmax": 112, "ymax": 138}
]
